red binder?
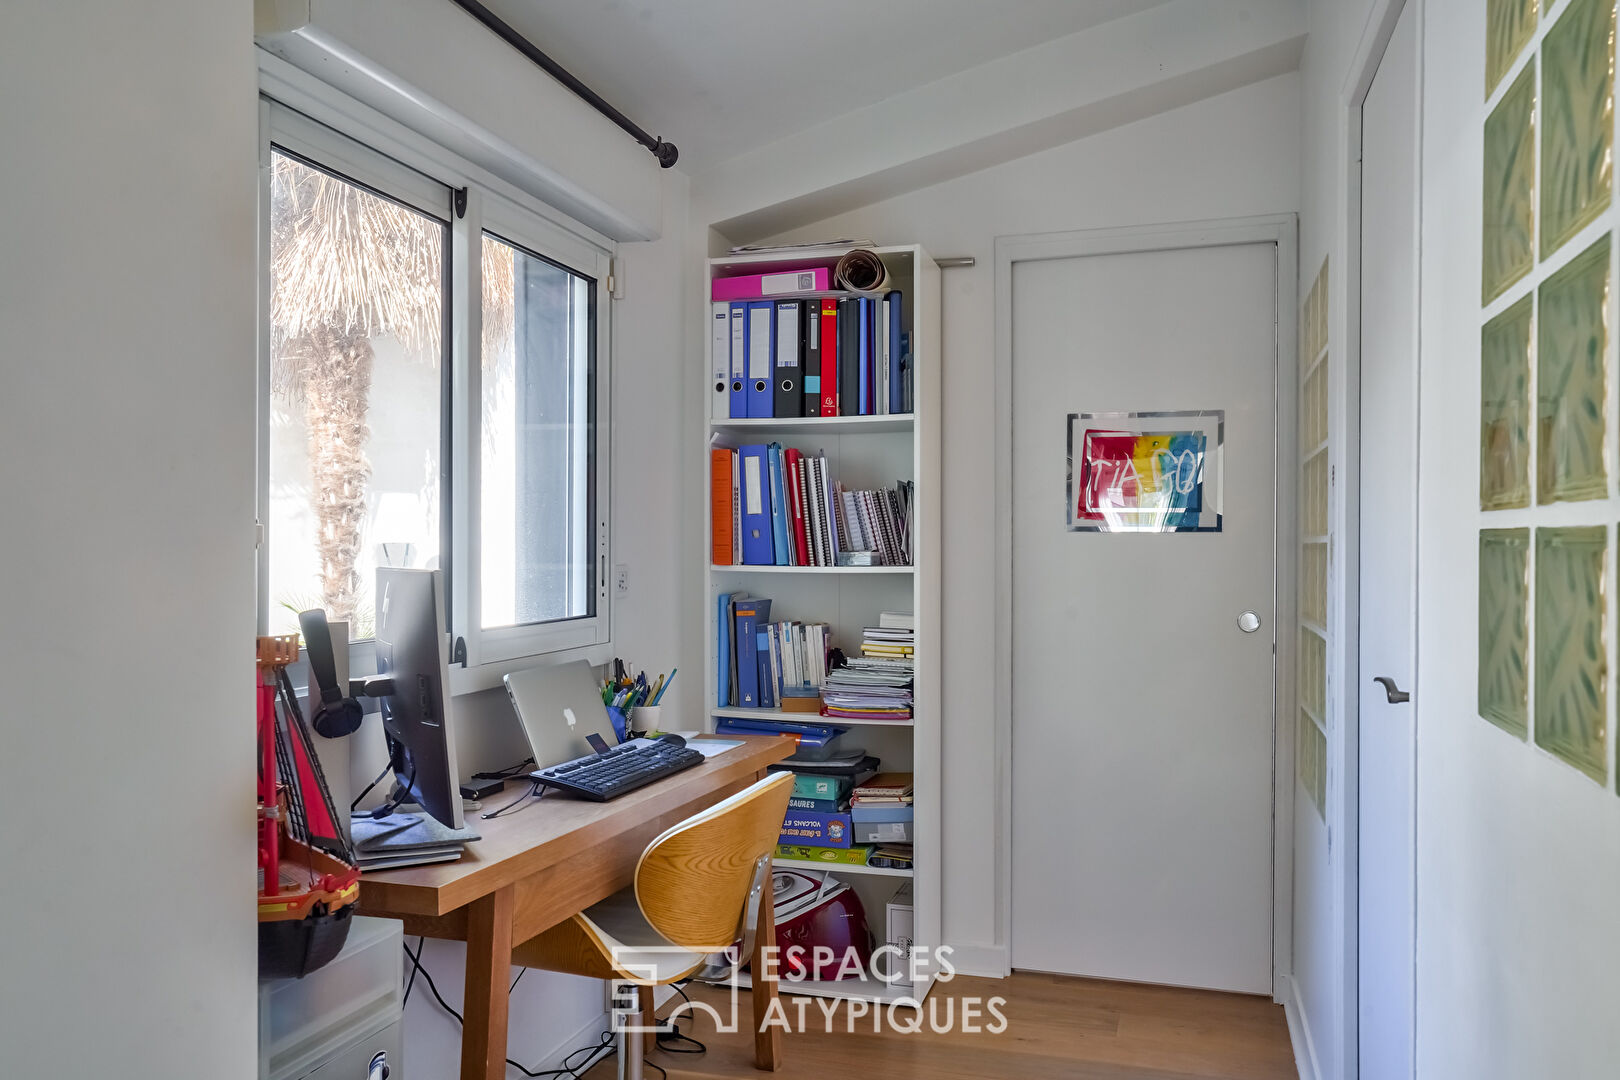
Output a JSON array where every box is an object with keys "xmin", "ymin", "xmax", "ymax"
[
  {"xmin": 819, "ymin": 299, "xmax": 839, "ymax": 416},
  {"xmin": 710, "ymin": 447, "xmax": 735, "ymax": 565},
  {"xmin": 785, "ymin": 448, "xmax": 812, "ymax": 566}
]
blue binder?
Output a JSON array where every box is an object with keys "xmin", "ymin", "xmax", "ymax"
[
  {"xmin": 758, "ymin": 623, "xmax": 775, "ymax": 709},
  {"xmin": 886, "ymin": 291, "xmax": 905, "ymax": 415},
  {"xmin": 739, "ymin": 444, "xmax": 775, "ymax": 565},
  {"xmin": 716, "ymin": 592, "xmax": 732, "ymax": 707},
  {"xmin": 767, "ymin": 444, "xmax": 792, "ymax": 565},
  {"xmin": 857, "ymin": 298, "xmax": 872, "ymax": 415},
  {"xmin": 734, "ymin": 597, "xmax": 772, "ymax": 707},
  {"xmin": 746, "ymin": 301, "xmax": 775, "ymax": 418},
  {"xmin": 728, "ymin": 302, "xmax": 747, "ymax": 419}
]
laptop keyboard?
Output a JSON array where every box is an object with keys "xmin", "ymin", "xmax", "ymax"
[{"xmin": 531, "ymin": 740, "xmax": 705, "ymax": 802}]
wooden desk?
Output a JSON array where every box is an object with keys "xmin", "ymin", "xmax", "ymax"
[{"xmin": 358, "ymin": 735, "xmax": 796, "ymax": 1080}]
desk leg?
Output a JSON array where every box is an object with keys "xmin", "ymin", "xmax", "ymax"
[
  {"xmin": 461, "ymin": 885, "xmax": 515, "ymax": 1080},
  {"xmin": 751, "ymin": 880, "xmax": 782, "ymax": 1071}
]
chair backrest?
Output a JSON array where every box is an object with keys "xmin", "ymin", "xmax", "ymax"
[{"xmin": 634, "ymin": 771, "xmax": 793, "ymax": 950}]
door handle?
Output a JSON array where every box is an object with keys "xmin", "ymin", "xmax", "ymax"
[{"xmin": 1372, "ymin": 676, "xmax": 1411, "ymax": 704}]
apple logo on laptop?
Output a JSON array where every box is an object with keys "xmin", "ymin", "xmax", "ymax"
[{"xmin": 563, "ymin": 707, "xmax": 578, "ymax": 730}]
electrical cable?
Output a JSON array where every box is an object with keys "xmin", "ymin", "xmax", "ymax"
[
  {"xmin": 351, "ymin": 762, "xmax": 392, "ymax": 812},
  {"xmin": 402, "ymin": 939, "xmax": 666, "ymax": 1078},
  {"xmin": 403, "ymin": 938, "xmax": 422, "ymax": 1006},
  {"xmin": 368, "ymin": 762, "xmax": 416, "ymax": 819},
  {"xmin": 482, "ymin": 780, "xmax": 546, "ymax": 820},
  {"xmin": 654, "ymin": 981, "xmax": 707, "ymax": 1055},
  {"xmin": 473, "ymin": 758, "xmax": 536, "ymax": 781}
]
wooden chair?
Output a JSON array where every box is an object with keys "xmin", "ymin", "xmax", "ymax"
[{"xmin": 511, "ymin": 771, "xmax": 793, "ymax": 1078}]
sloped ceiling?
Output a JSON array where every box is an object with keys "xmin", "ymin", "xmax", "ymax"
[
  {"xmin": 474, "ymin": 0, "xmax": 1306, "ymax": 239},
  {"xmin": 475, "ymin": 0, "xmax": 1172, "ymax": 171}
]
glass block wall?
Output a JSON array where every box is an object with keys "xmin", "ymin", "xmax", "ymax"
[
  {"xmin": 1478, "ymin": 0, "xmax": 1616, "ymax": 790},
  {"xmin": 1299, "ymin": 258, "xmax": 1330, "ymax": 818}
]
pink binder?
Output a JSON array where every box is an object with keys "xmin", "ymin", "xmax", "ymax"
[{"xmin": 711, "ymin": 266, "xmax": 832, "ymax": 301}]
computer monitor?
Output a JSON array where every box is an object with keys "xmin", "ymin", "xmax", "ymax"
[{"xmin": 373, "ymin": 567, "xmax": 464, "ymax": 829}]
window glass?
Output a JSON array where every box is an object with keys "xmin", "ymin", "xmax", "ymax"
[
  {"xmin": 267, "ymin": 150, "xmax": 446, "ymax": 637},
  {"xmin": 480, "ymin": 233, "xmax": 597, "ymax": 629}
]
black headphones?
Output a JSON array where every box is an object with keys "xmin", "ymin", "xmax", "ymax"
[{"xmin": 299, "ymin": 608, "xmax": 365, "ymax": 738}]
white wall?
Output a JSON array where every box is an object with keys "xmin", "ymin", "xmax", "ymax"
[
  {"xmin": 742, "ymin": 73, "xmax": 1301, "ymax": 972},
  {"xmin": 0, "ymin": 2, "xmax": 260, "ymax": 1076},
  {"xmin": 1417, "ymin": 1, "xmax": 1620, "ymax": 1075}
]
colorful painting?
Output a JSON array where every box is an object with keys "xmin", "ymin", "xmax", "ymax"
[{"xmin": 1067, "ymin": 410, "xmax": 1223, "ymax": 532}]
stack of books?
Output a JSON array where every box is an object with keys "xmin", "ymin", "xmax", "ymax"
[
  {"xmin": 768, "ymin": 752, "xmax": 879, "ymax": 861},
  {"xmin": 861, "ymin": 614, "xmax": 914, "ymax": 660},
  {"xmin": 714, "ymin": 593, "xmax": 831, "ymax": 710},
  {"xmin": 851, "ymin": 773, "xmax": 914, "ymax": 864},
  {"xmin": 821, "ymin": 612, "xmax": 915, "ymax": 722},
  {"xmin": 710, "ymin": 439, "xmax": 913, "ymax": 568}
]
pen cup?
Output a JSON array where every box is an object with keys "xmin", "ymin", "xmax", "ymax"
[{"xmin": 632, "ymin": 704, "xmax": 666, "ymax": 734}]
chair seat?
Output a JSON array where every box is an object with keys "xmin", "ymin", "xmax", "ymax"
[
  {"xmin": 512, "ymin": 886, "xmax": 710, "ymax": 985},
  {"xmin": 580, "ymin": 887, "xmax": 710, "ymax": 984}
]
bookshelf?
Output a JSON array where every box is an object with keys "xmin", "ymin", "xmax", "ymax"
[{"xmin": 702, "ymin": 244, "xmax": 941, "ymax": 1006}]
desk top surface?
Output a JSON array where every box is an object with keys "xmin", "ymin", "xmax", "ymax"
[{"xmin": 357, "ymin": 735, "xmax": 794, "ymax": 915}]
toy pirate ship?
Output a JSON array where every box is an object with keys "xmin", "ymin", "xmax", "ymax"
[{"xmin": 256, "ymin": 634, "xmax": 360, "ymax": 980}]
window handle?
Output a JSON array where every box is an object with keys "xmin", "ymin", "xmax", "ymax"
[
  {"xmin": 452, "ymin": 636, "xmax": 468, "ymax": 668},
  {"xmin": 1372, "ymin": 676, "xmax": 1410, "ymax": 704}
]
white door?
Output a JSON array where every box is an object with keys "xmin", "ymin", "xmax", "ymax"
[
  {"xmin": 1010, "ymin": 241, "xmax": 1279, "ymax": 993},
  {"xmin": 1358, "ymin": 3, "xmax": 1419, "ymax": 1076}
]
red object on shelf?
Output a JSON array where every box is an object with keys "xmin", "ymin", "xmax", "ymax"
[{"xmin": 258, "ymin": 678, "xmax": 280, "ymax": 897}]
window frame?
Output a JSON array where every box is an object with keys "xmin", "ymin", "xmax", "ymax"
[{"xmin": 256, "ymin": 93, "xmax": 614, "ymax": 693}]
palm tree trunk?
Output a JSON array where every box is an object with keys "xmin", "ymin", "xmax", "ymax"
[{"xmin": 302, "ymin": 326, "xmax": 374, "ymax": 626}]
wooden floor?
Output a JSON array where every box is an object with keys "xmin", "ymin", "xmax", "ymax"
[{"xmin": 583, "ymin": 972, "xmax": 1296, "ymax": 1080}]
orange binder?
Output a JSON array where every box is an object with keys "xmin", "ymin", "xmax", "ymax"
[{"xmin": 711, "ymin": 447, "xmax": 736, "ymax": 565}]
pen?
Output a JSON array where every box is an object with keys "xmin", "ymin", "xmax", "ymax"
[{"xmin": 651, "ymin": 668, "xmax": 677, "ymax": 705}]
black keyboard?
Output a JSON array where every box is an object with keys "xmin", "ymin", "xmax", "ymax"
[{"xmin": 531, "ymin": 739, "xmax": 705, "ymax": 802}]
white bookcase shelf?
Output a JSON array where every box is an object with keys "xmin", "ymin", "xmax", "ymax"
[
  {"xmin": 710, "ymin": 705, "xmax": 915, "ymax": 728},
  {"xmin": 710, "ymin": 414, "xmax": 915, "ymax": 436},
  {"xmin": 703, "ymin": 244, "xmax": 941, "ymax": 1006},
  {"xmin": 710, "ymin": 564, "xmax": 915, "ymax": 576},
  {"xmin": 772, "ymin": 858, "xmax": 914, "ymax": 879}
]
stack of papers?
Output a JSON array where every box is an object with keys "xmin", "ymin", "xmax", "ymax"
[
  {"xmin": 821, "ymin": 658, "xmax": 913, "ymax": 721},
  {"xmin": 824, "ymin": 611, "xmax": 913, "ymax": 722}
]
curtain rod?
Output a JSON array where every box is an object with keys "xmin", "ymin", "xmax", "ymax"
[{"xmin": 448, "ymin": 0, "xmax": 679, "ymax": 168}]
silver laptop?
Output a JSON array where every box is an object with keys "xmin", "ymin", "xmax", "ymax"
[{"xmin": 502, "ymin": 660, "xmax": 620, "ymax": 771}]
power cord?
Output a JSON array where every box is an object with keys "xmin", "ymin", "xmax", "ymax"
[
  {"xmin": 482, "ymin": 780, "xmax": 547, "ymax": 820},
  {"xmin": 473, "ymin": 758, "xmax": 536, "ymax": 781},
  {"xmin": 402, "ymin": 939, "xmax": 676, "ymax": 1078},
  {"xmin": 655, "ymin": 982, "xmax": 707, "ymax": 1055},
  {"xmin": 351, "ymin": 762, "xmax": 392, "ymax": 812}
]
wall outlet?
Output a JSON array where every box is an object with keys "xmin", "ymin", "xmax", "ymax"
[{"xmin": 614, "ymin": 564, "xmax": 630, "ymax": 596}]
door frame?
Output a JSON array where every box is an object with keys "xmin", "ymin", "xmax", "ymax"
[
  {"xmin": 990, "ymin": 214, "xmax": 1300, "ymax": 995},
  {"xmin": 1341, "ymin": 1, "xmax": 1424, "ymax": 1077}
]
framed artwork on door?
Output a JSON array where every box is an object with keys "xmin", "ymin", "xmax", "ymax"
[{"xmin": 1067, "ymin": 409, "xmax": 1225, "ymax": 532}]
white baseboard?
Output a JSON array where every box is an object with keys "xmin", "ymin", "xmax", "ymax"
[
  {"xmin": 515, "ymin": 1008, "xmax": 613, "ymax": 1076},
  {"xmin": 1280, "ymin": 974, "xmax": 1321, "ymax": 1080},
  {"xmin": 945, "ymin": 943, "xmax": 1010, "ymax": 979}
]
